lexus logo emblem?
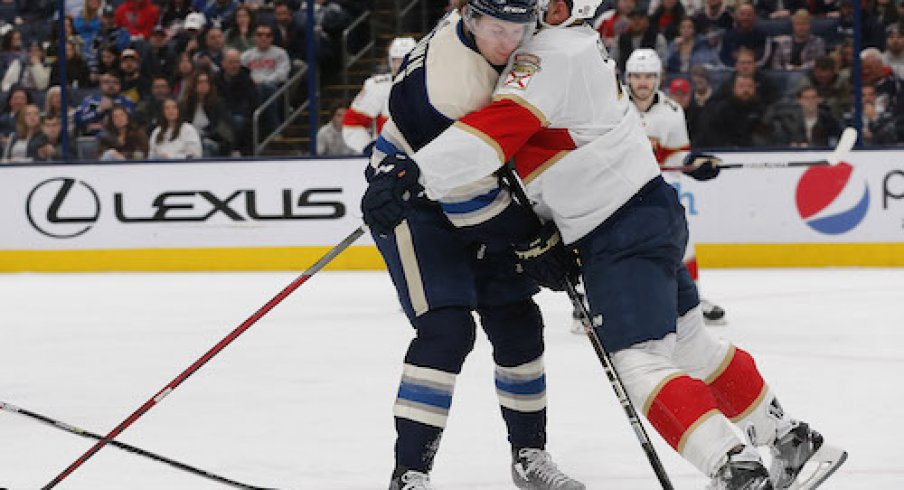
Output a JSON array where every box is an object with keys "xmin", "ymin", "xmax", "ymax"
[{"xmin": 26, "ymin": 177, "xmax": 100, "ymax": 238}]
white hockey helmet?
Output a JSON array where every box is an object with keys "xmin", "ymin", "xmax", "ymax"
[
  {"xmin": 388, "ymin": 37, "xmax": 417, "ymax": 60},
  {"xmin": 538, "ymin": 0, "xmax": 603, "ymax": 28},
  {"xmin": 625, "ymin": 48, "xmax": 663, "ymax": 91}
]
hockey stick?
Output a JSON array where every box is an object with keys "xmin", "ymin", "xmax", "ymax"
[
  {"xmin": 564, "ymin": 281, "xmax": 674, "ymax": 490},
  {"xmin": 500, "ymin": 165, "xmax": 674, "ymax": 490},
  {"xmin": 0, "ymin": 401, "xmax": 275, "ymax": 489},
  {"xmin": 42, "ymin": 225, "xmax": 367, "ymax": 489},
  {"xmin": 663, "ymin": 127, "xmax": 858, "ymax": 172}
]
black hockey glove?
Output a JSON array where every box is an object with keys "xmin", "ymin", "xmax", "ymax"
[
  {"xmin": 683, "ymin": 152, "xmax": 722, "ymax": 181},
  {"xmin": 361, "ymin": 153, "xmax": 424, "ymax": 236},
  {"xmin": 513, "ymin": 222, "xmax": 581, "ymax": 292}
]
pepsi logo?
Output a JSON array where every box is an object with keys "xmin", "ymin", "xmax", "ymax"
[{"xmin": 795, "ymin": 162, "xmax": 870, "ymax": 235}]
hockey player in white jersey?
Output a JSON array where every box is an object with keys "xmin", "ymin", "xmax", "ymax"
[
  {"xmin": 624, "ymin": 48, "xmax": 727, "ymax": 324},
  {"xmin": 341, "ymin": 37, "xmax": 417, "ymax": 155},
  {"xmin": 359, "ymin": 2, "xmax": 585, "ymax": 489},
  {"xmin": 374, "ymin": 1, "xmax": 847, "ymax": 488}
]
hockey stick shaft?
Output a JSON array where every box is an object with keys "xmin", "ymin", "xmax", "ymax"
[
  {"xmin": 564, "ymin": 283, "xmax": 674, "ymax": 490},
  {"xmin": 500, "ymin": 165, "xmax": 673, "ymax": 489},
  {"xmin": 663, "ymin": 127, "xmax": 858, "ymax": 172},
  {"xmin": 0, "ymin": 401, "xmax": 274, "ymax": 490},
  {"xmin": 42, "ymin": 225, "xmax": 367, "ymax": 489},
  {"xmin": 661, "ymin": 159, "xmax": 830, "ymax": 172}
]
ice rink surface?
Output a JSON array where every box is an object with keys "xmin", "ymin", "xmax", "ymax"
[{"xmin": 1, "ymin": 268, "xmax": 902, "ymax": 489}]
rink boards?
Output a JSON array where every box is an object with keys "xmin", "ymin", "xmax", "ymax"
[{"xmin": 2, "ymin": 151, "xmax": 903, "ymax": 272}]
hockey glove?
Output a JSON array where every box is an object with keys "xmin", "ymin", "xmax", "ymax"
[
  {"xmin": 513, "ymin": 222, "xmax": 581, "ymax": 292},
  {"xmin": 361, "ymin": 153, "xmax": 424, "ymax": 236},
  {"xmin": 683, "ymin": 152, "xmax": 722, "ymax": 181}
]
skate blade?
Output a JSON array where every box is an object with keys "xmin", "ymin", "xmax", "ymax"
[{"xmin": 788, "ymin": 443, "xmax": 847, "ymax": 490}]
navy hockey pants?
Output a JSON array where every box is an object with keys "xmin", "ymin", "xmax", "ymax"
[{"xmin": 575, "ymin": 176, "xmax": 700, "ymax": 353}]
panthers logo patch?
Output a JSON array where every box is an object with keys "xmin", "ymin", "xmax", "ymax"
[{"xmin": 503, "ymin": 54, "xmax": 542, "ymax": 90}]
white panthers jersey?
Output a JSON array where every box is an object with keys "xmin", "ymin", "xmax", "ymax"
[
  {"xmin": 341, "ymin": 73, "xmax": 392, "ymax": 153},
  {"xmin": 631, "ymin": 91, "xmax": 690, "ymax": 168},
  {"xmin": 414, "ymin": 24, "xmax": 661, "ymax": 243}
]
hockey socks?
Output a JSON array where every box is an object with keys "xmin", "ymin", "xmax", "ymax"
[{"xmin": 496, "ymin": 357, "xmax": 548, "ymax": 451}]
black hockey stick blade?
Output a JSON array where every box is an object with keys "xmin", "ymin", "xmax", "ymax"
[{"xmin": 0, "ymin": 401, "xmax": 278, "ymax": 489}]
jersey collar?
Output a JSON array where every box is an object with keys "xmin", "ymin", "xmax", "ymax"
[
  {"xmin": 457, "ymin": 18, "xmax": 480, "ymax": 54},
  {"xmin": 629, "ymin": 92, "xmax": 661, "ymax": 112}
]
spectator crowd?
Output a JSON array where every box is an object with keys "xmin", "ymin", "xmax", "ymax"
[
  {"xmin": 3, "ymin": 0, "xmax": 904, "ymax": 161},
  {"xmin": 596, "ymin": 0, "xmax": 904, "ymax": 149},
  {"xmin": 0, "ymin": 0, "xmax": 363, "ymax": 162}
]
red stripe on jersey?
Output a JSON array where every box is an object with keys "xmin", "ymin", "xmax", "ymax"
[
  {"xmin": 646, "ymin": 375, "xmax": 720, "ymax": 450},
  {"xmin": 655, "ymin": 144, "xmax": 690, "ymax": 165},
  {"xmin": 685, "ymin": 256, "xmax": 699, "ymax": 281},
  {"xmin": 707, "ymin": 348, "xmax": 766, "ymax": 420},
  {"xmin": 342, "ymin": 107, "xmax": 374, "ymax": 128},
  {"xmin": 376, "ymin": 115, "xmax": 388, "ymax": 133},
  {"xmin": 514, "ymin": 129, "xmax": 577, "ymax": 181},
  {"xmin": 458, "ymin": 99, "xmax": 544, "ymax": 162}
]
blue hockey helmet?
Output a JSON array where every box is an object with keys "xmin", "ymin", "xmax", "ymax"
[{"xmin": 468, "ymin": 0, "xmax": 538, "ymax": 24}]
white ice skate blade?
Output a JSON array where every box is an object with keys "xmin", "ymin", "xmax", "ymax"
[{"xmin": 788, "ymin": 443, "xmax": 847, "ymax": 490}]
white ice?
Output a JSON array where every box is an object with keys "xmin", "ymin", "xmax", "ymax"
[{"xmin": 1, "ymin": 268, "xmax": 902, "ymax": 489}]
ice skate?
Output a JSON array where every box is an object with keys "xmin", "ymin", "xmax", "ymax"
[
  {"xmin": 389, "ymin": 470, "xmax": 434, "ymax": 490},
  {"xmin": 708, "ymin": 445, "xmax": 774, "ymax": 490},
  {"xmin": 701, "ymin": 298, "xmax": 727, "ymax": 325},
  {"xmin": 770, "ymin": 421, "xmax": 847, "ymax": 490},
  {"xmin": 511, "ymin": 448, "xmax": 585, "ymax": 489}
]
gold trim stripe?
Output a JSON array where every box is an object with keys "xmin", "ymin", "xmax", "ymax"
[
  {"xmin": 704, "ymin": 345, "xmax": 736, "ymax": 385},
  {"xmin": 677, "ymin": 409, "xmax": 720, "ymax": 454},
  {"xmin": 643, "ymin": 372, "xmax": 682, "ymax": 416},
  {"xmin": 730, "ymin": 384, "xmax": 770, "ymax": 423},
  {"xmin": 493, "ymin": 93, "xmax": 549, "ymax": 127},
  {"xmin": 522, "ymin": 150, "xmax": 571, "ymax": 185},
  {"xmin": 453, "ymin": 121, "xmax": 506, "ymax": 165}
]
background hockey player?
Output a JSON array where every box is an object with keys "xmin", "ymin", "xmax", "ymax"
[
  {"xmin": 359, "ymin": 2, "xmax": 584, "ymax": 489},
  {"xmin": 624, "ymin": 48, "xmax": 727, "ymax": 324},
  {"xmin": 387, "ymin": 0, "xmax": 846, "ymax": 488},
  {"xmin": 341, "ymin": 37, "xmax": 416, "ymax": 156}
]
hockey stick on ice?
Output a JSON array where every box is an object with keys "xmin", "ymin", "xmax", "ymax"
[
  {"xmin": 41, "ymin": 225, "xmax": 367, "ymax": 489},
  {"xmin": 500, "ymin": 165, "xmax": 675, "ymax": 490},
  {"xmin": 663, "ymin": 127, "xmax": 858, "ymax": 171},
  {"xmin": 563, "ymin": 280, "xmax": 675, "ymax": 490},
  {"xmin": 0, "ymin": 401, "xmax": 275, "ymax": 489}
]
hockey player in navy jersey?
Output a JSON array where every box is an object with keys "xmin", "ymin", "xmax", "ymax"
[
  {"xmin": 624, "ymin": 48, "xmax": 727, "ymax": 325},
  {"xmin": 375, "ymin": 0, "xmax": 847, "ymax": 489},
  {"xmin": 360, "ymin": 2, "xmax": 585, "ymax": 489}
]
